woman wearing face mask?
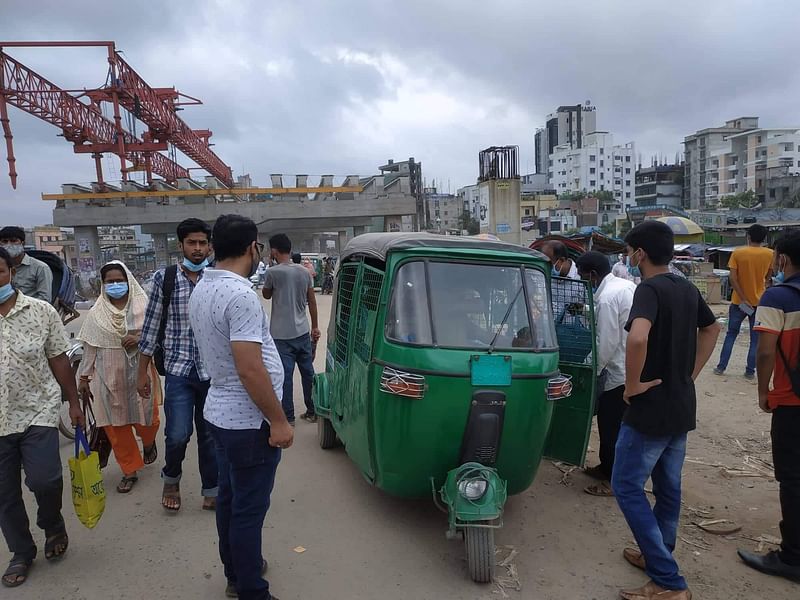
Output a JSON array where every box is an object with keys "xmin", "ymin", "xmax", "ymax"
[{"xmin": 77, "ymin": 261, "xmax": 161, "ymax": 494}]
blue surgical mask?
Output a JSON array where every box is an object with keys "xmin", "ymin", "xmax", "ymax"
[
  {"xmin": 182, "ymin": 257, "xmax": 208, "ymax": 272},
  {"xmin": 105, "ymin": 282, "xmax": 129, "ymax": 299},
  {"xmin": 552, "ymin": 266, "xmax": 560, "ymax": 277},
  {"xmin": 626, "ymin": 255, "xmax": 642, "ymax": 279},
  {"xmin": 774, "ymin": 271, "xmax": 786, "ymax": 284},
  {"xmin": 0, "ymin": 282, "xmax": 14, "ymax": 303}
]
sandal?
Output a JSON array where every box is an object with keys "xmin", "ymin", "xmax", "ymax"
[
  {"xmin": 2, "ymin": 559, "xmax": 32, "ymax": 588},
  {"xmin": 225, "ymin": 560, "xmax": 268, "ymax": 598},
  {"xmin": 583, "ymin": 465, "xmax": 608, "ymax": 481},
  {"xmin": 143, "ymin": 443, "xmax": 158, "ymax": 465},
  {"xmin": 162, "ymin": 483, "xmax": 181, "ymax": 512},
  {"xmin": 45, "ymin": 530, "xmax": 69, "ymax": 560},
  {"xmin": 584, "ymin": 481, "xmax": 615, "ymax": 497},
  {"xmin": 117, "ymin": 475, "xmax": 139, "ymax": 494}
]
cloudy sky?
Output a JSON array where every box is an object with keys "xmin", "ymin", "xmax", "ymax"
[{"xmin": 1, "ymin": 0, "xmax": 798, "ymax": 225}]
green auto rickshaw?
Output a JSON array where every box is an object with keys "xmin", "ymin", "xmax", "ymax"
[{"xmin": 313, "ymin": 233, "xmax": 596, "ymax": 583}]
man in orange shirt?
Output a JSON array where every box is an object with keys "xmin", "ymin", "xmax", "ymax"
[
  {"xmin": 738, "ymin": 230, "xmax": 800, "ymax": 583},
  {"xmin": 714, "ymin": 224, "xmax": 773, "ymax": 379}
]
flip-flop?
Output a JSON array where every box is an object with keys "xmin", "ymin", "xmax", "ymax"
[
  {"xmin": 584, "ymin": 482, "xmax": 615, "ymax": 497},
  {"xmin": 45, "ymin": 530, "xmax": 69, "ymax": 560},
  {"xmin": 583, "ymin": 465, "xmax": 608, "ymax": 481},
  {"xmin": 2, "ymin": 559, "xmax": 32, "ymax": 588},
  {"xmin": 162, "ymin": 483, "xmax": 181, "ymax": 512},
  {"xmin": 143, "ymin": 443, "xmax": 158, "ymax": 465},
  {"xmin": 117, "ymin": 475, "xmax": 139, "ymax": 494}
]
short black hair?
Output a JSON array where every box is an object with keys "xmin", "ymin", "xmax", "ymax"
[
  {"xmin": 100, "ymin": 263, "xmax": 128, "ymax": 282},
  {"xmin": 0, "ymin": 226, "xmax": 25, "ymax": 243},
  {"xmin": 576, "ymin": 251, "xmax": 612, "ymax": 279},
  {"xmin": 625, "ymin": 221, "xmax": 674, "ymax": 266},
  {"xmin": 0, "ymin": 246, "xmax": 12, "ymax": 270},
  {"xmin": 747, "ymin": 224, "xmax": 768, "ymax": 244},
  {"xmin": 776, "ymin": 230, "xmax": 800, "ymax": 267},
  {"xmin": 542, "ymin": 240, "xmax": 569, "ymax": 261},
  {"xmin": 176, "ymin": 218, "xmax": 211, "ymax": 243},
  {"xmin": 212, "ymin": 215, "xmax": 258, "ymax": 261},
  {"xmin": 269, "ymin": 233, "xmax": 292, "ymax": 254},
  {"xmin": 291, "ymin": 252, "xmax": 302, "ymax": 264}
]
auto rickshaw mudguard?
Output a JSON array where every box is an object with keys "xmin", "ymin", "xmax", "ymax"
[
  {"xmin": 313, "ymin": 373, "xmax": 331, "ymax": 418},
  {"xmin": 439, "ymin": 463, "xmax": 508, "ymax": 534}
]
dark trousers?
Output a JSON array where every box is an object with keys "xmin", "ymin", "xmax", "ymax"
[
  {"xmin": 597, "ymin": 385, "xmax": 627, "ymax": 480},
  {"xmin": 209, "ymin": 421, "xmax": 281, "ymax": 600},
  {"xmin": 0, "ymin": 426, "xmax": 65, "ymax": 562},
  {"xmin": 716, "ymin": 304, "xmax": 758, "ymax": 375},
  {"xmin": 772, "ymin": 406, "xmax": 800, "ymax": 566},
  {"xmin": 274, "ymin": 334, "xmax": 315, "ymax": 421},
  {"xmin": 163, "ymin": 368, "xmax": 218, "ymax": 496}
]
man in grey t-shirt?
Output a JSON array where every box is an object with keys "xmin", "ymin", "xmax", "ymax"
[{"xmin": 263, "ymin": 234, "xmax": 320, "ymax": 424}]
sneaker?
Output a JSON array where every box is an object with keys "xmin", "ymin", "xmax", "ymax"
[
  {"xmin": 744, "ymin": 371, "xmax": 755, "ymax": 381},
  {"xmin": 713, "ymin": 367, "xmax": 725, "ymax": 376},
  {"xmin": 300, "ymin": 412, "xmax": 318, "ymax": 423}
]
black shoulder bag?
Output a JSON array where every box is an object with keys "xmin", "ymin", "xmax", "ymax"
[
  {"xmin": 153, "ymin": 265, "xmax": 178, "ymax": 376},
  {"xmin": 776, "ymin": 280, "xmax": 800, "ymax": 397}
]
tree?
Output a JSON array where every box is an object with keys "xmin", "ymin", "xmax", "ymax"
[
  {"xmin": 593, "ymin": 190, "xmax": 615, "ymax": 204},
  {"xmin": 458, "ymin": 210, "xmax": 480, "ymax": 235},
  {"xmin": 600, "ymin": 223, "xmax": 616, "ymax": 236},
  {"xmin": 719, "ymin": 189, "xmax": 758, "ymax": 209}
]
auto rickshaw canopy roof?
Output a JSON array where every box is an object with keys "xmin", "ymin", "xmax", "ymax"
[{"xmin": 341, "ymin": 232, "xmax": 548, "ymax": 262}]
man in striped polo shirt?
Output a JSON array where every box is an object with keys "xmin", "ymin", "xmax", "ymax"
[{"xmin": 738, "ymin": 230, "xmax": 800, "ymax": 583}]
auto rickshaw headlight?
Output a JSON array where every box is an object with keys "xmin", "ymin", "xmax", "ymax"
[{"xmin": 457, "ymin": 477, "xmax": 489, "ymax": 501}]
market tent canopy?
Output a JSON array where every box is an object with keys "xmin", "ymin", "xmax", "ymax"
[{"xmin": 655, "ymin": 216, "xmax": 704, "ymax": 236}]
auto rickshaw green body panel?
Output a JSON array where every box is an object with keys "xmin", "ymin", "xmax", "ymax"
[{"xmin": 314, "ymin": 233, "xmax": 596, "ymax": 500}]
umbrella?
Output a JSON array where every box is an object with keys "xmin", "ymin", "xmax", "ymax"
[{"xmin": 655, "ymin": 216, "xmax": 703, "ymax": 236}]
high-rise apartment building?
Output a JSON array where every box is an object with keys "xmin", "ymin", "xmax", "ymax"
[
  {"xmin": 549, "ymin": 132, "xmax": 636, "ymax": 212},
  {"xmin": 535, "ymin": 103, "xmax": 597, "ymax": 175},
  {"xmin": 684, "ymin": 117, "xmax": 800, "ymax": 208}
]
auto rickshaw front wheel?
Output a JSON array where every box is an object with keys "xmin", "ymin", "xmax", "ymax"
[
  {"xmin": 318, "ymin": 416, "xmax": 339, "ymax": 449},
  {"xmin": 464, "ymin": 526, "xmax": 495, "ymax": 583}
]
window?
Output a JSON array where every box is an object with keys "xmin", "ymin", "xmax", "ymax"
[
  {"xmin": 625, "ymin": 156, "xmax": 631, "ymax": 162},
  {"xmin": 548, "ymin": 160, "xmax": 553, "ymax": 166},
  {"xmin": 600, "ymin": 160, "xmax": 604, "ymax": 167},
  {"xmin": 600, "ymin": 148, "xmax": 605, "ymax": 155},
  {"xmin": 615, "ymin": 180, "xmax": 621, "ymax": 186},
  {"xmin": 626, "ymin": 192, "xmax": 631, "ymax": 199},
  {"xmin": 626, "ymin": 181, "xmax": 631, "ymax": 187},
  {"xmin": 769, "ymin": 189, "xmax": 776, "ymax": 198},
  {"xmin": 590, "ymin": 167, "xmax": 596, "ymax": 174},
  {"xmin": 600, "ymin": 173, "xmax": 605, "ymax": 180},
  {"xmin": 589, "ymin": 180, "xmax": 596, "ymax": 187},
  {"xmin": 590, "ymin": 155, "xmax": 596, "ymax": 162},
  {"xmin": 600, "ymin": 184, "xmax": 605, "ymax": 191},
  {"xmin": 625, "ymin": 168, "xmax": 630, "ymax": 174},
  {"xmin": 385, "ymin": 261, "xmax": 556, "ymax": 350}
]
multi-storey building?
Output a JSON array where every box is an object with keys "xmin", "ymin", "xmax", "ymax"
[
  {"xmin": 549, "ymin": 132, "xmax": 636, "ymax": 213},
  {"xmin": 535, "ymin": 103, "xmax": 597, "ymax": 175},
  {"xmin": 424, "ymin": 188, "xmax": 462, "ymax": 231},
  {"xmin": 457, "ymin": 184, "xmax": 481, "ymax": 223},
  {"xmin": 635, "ymin": 163, "xmax": 684, "ymax": 208},
  {"xmin": 684, "ymin": 117, "xmax": 800, "ymax": 208}
]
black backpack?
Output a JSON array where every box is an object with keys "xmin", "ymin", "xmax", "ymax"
[
  {"xmin": 153, "ymin": 265, "xmax": 178, "ymax": 376},
  {"xmin": 777, "ymin": 279, "xmax": 800, "ymax": 397}
]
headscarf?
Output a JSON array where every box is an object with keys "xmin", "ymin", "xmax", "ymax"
[{"xmin": 78, "ymin": 261, "xmax": 149, "ymax": 349}]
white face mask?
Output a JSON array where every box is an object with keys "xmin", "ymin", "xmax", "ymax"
[{"xmin": 3, "ymin": 244, "xmax": 23, "ymax": 258}]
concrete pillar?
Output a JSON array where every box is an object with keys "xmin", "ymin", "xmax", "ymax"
[
  {"xmin": 152, "ymin": 233, "xmax": 170, "ymax": 270},
  {"xmin": 310, "ymin": 235, "xmax": 321, "ymax": 253},
  {"xmin": 337, "ymin": 230, "xmax": 350, "ymax": 255},
  {"xmin": 74, "ymin": 226, "xmax": 101, "ymax": 286}
]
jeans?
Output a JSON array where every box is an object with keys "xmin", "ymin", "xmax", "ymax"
[
  {"xmin": 612, "ymin": 424, "xmax": 688, "ymax": 591},
  {"xmin": 597, "ymin": 385, "xmax": 627, "ymax": 480},
  {"xmin": 163, "ymin": 368, "xmax": 218, "ymax": 496},
  {"xmin": 772, "ymin": 406, "xmax": 800, "ymax": 566},
  {"xmin": 274, "ymin": 334, "xmax": 315, "ymax": 421},
  {"xmin": 209, "ymin": 422, "xmax": 281, "ymax": 600},
  {"xmin": 716, "ymin": 304, "xmax": 757, "ymax": 375},
  {"xmin": 0, "ymin": 426, "xmax": 64, "ymax": 562}
]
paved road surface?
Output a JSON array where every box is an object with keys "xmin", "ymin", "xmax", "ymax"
[{"xmin": 5, "ymin": 293, "xmax": 796, "ymax": 599}]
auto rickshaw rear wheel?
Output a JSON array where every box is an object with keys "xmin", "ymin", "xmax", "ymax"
[
  {"xmin": 465, "ymin": 526, "xmax": 495, "ymax": 583},
  {"xmin": 318, "ymin": 416, "xmax": 339, "ymax": 449}
]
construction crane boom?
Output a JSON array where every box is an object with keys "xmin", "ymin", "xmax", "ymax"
[{"xmin": 0, "ymin": 49, "xmax": 189, "ymax": 188}]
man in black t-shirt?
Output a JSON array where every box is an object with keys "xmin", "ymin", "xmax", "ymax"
[{"xmin": 611, "ymin": 221, "xmax": 720, "ymax": 600}]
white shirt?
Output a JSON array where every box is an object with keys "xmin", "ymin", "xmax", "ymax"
[
  {"xmin": 594, "ymin": 273, "xmax": 636, "ymax": 392},
  {"xmin": 189, "ymin": 268, "xmax": 284, "ymax": 430}
]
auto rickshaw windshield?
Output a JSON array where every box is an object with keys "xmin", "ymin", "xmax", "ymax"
[{"xmin": 385, "ymin": 260, "xmax": 557, "ymax": 351}]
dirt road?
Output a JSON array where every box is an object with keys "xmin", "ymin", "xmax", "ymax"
[{"xmin": 6, "ymin": 296, "xmax": 797, "ymax": 599}]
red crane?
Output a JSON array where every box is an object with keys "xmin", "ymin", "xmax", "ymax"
[{"xmin": 0, "ymin": 41, "xmax": 233, "ymax": 189}]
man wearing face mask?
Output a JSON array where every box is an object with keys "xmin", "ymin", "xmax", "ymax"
[
  {"xmin": 576, "ymin": 251, "xmax": 636, "ymax": 497},
  {"xmin": 541, "ymin": 240, "xmax": 580, "ymax": 280},
  {"xmin": 0, "ymin": 226, "xmax": 52, "ymax": 303},
  {"xmin": 137, "ymin": 218, "xmax": 218, "ymax": 512},
  {"xmin": 737, "ymin": 230, "xmax": 800, "ymax": 583}
]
